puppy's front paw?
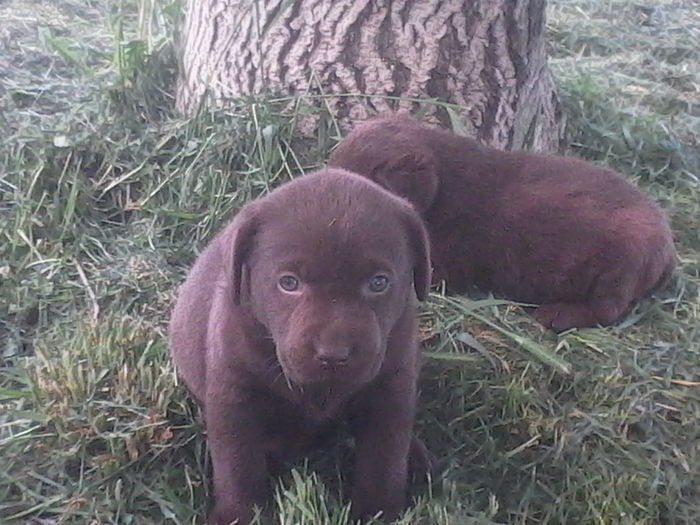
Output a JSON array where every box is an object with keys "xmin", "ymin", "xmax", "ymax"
[
  {"xmin": 533, "ymin": 302, "xmax": 595, "ymax": 331},
  {"xmin": 208, "ymin": 504, "xmax": 250, "ymax": 525},
  {"xmin": 351, "ymin": 499, "xmax": 405, "ymax": 524},
  {"xmin": 351, "ymin": 483, "xmax": 407, "ymax": 523}
]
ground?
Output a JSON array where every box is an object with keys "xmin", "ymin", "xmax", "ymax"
[{"xmin": 0, "ymin": 0, "xmax": 698, "ymax": 524}]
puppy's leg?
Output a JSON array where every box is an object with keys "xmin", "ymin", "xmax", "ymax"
[
  {"xmin": 349, "ymin": 378, "xmax": 416, "ymax": 521},
  {"xmin": 205, "ymin": 397, "xmax": 268, "ymax": 525},
  {"xmin": 533, "ymin": 302, "xmax": 600, "ymax": 331},
  {"xmin": 409, "ymin": 434, "xmax": 436, "ymax": 480},
  {"xmin": 533, "ymin": 295, "xmax": 630, "ymax": 332}
]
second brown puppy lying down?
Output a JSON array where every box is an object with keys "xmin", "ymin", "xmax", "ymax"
[
  {"xmin": 169, "ymin": 169, "xmax": 433, "ymax": 525},
  {"xmin": 329, "ymin": 114, "xmax": 676, "ymax": 331}
]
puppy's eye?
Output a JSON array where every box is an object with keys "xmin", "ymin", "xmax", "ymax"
[
  {"xmin": 278, "ymin": 274, "xmax": 300, "ymax": 292},
  {"xmin": 368, "ymin": 274, "xmax": 390, "ymax": 293}
]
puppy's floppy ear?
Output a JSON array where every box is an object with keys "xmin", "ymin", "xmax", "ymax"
[
  {"xmin": 227, "ymin": 204, "xmax": 260, "ymax": 306},
  {"xmin": 400, "ymin": 207, "xmax": 432, "ymax": 301},
  {"xmin": 374, "ymin": 149, "xmax": 439, "ymax": 213}
]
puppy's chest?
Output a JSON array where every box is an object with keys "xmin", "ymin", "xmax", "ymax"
[{"xmin": 255, "ymin": 389, "xmax": 348, "ymax": 460}]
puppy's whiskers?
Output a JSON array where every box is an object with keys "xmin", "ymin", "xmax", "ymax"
[{"xmin": 283, "ymin": 371, "xmax": 295, "ymax": 391}]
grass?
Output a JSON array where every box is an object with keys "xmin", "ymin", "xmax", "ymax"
[{"xmin": 1, "ymin": 0, "xmax": 698, "ymax": 523}]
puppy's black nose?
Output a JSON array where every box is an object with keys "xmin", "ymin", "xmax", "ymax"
[{"xmin": 314, "ymin": 344, "xmax": 351, "ymax": 368}]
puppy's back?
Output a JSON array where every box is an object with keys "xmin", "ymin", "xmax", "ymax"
[{"xmin": 329, "ymin": 114, "xmax": 676, "ymax": 329}]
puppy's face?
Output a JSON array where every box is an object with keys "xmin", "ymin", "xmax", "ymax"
[
  {"xmin": 249, "ymin": 226, "xmax": 405, "ymax": 386},
  {"xmin": 231, "ymin": 172, "xmax": 430, "ymax": 387}
]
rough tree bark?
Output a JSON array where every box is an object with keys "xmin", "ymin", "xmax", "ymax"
[{"xmin": 176, "ymin": 0, "xmax": 562, "ymax": 151}]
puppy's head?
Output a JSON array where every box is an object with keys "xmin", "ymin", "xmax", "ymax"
[
  {"xmin": 229, "ymin": 169, "xmax": 430, "ymax": 386},
  {"xmin": 328, "ymin": 114, "xmax": 440, "ymax": 214}
]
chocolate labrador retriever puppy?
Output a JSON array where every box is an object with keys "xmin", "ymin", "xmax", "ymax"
[
  {"xmin": 329, "ymin": 114, "xmax": 676, "ymax": 331},
  {"xmin": 169, "ymin": 168, "xmax": 432, "ymax": 524}
]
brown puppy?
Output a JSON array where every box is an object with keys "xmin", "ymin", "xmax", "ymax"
[
  {"xmin": 329, "ymin": 114, "xmax": 676, "ymax": 331},
  {"xmin": 169, "ymin": 168, "xmax": 432, "ymax": 524}
]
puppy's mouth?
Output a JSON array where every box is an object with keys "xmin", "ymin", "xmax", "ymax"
[{"xmin": 276, "ymin": 349, "xmax": 382, "ymax": 388}]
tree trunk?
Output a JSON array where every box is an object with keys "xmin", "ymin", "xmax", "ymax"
[{"xmin": 176, "ymin": 0, "xmax": 562, "ymax": 151}]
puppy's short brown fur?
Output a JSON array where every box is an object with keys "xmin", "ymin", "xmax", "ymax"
[
  {"xmin": 329, "ymin": 114, "xmax": 676, "ymax": 331},
  {"xmin": 169, "ymin": 169, "xmax": 432, "ymax": 524}
]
